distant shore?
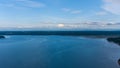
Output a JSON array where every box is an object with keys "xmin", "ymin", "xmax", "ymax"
[
  {"xmin": 0, "ymin": 35, "xmax": 5, "ymax": 39},
  {"xmin": 0, "ymin": 31, "xmax": 120, "ymax": 37}
]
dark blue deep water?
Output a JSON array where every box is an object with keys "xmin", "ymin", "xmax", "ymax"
[{"xmin": 0, "ymin": 36, "xmax": 120, "ymax": 68}]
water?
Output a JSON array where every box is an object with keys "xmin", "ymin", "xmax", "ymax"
[{"xmin": 0, "ymin": 35, "xmax": 120, "ymax": 68}]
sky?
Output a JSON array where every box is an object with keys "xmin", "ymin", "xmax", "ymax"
[{"xmin": 0, "ymin": 0, "xmax": 120, "ymax": 27}]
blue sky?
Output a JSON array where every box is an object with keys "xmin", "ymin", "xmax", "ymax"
[{"xmin": 0, "ymin": 0, "xmax": 120, "ymax": 27}]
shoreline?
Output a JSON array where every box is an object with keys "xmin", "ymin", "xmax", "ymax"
[{"xmin": 0, "ymin": 31, "xmax": 120, "ymax": 36}]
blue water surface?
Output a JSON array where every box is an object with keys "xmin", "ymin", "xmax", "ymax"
[{"xmin": 0, "ymin": 36, "xmax": 120, "ymax": 68}]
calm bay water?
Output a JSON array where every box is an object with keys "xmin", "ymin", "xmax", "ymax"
[{"xmin": 0, "ymin": 35, "xmax": 120, "ymax": 68}]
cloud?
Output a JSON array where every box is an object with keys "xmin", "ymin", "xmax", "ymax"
[
  {"xmin": 0, "ymin": 0, "xmax": 46, "ymax": 8},
  {"xmin": 102, "ymin": 0, "xmax": 120, "ymax": 15},
  {"xmin": 71, "ymin": 10, "xmax": 81, "ymax": 14},
  {"xmin": 0, "ymin": 3, "xmax": 24, "ymax": 9},
  {"xmin": 15, "ymin": 0, "xmax": 46, "ymax": 8},
  {"xmin": 0, "ymin": 3, "xmax": 14, "ymax": 7},
  {"xmin": 95, "ymin": 11, "xmax": 108, "ymax": 15},
  {"xmin": 61, "ymin": 8, "xmax": 71, "ymax": 12},
  {"xmin": 62, "ymin": 8, "xmax": 81, "ymax": 14}
]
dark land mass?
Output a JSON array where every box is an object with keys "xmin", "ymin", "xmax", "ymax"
[
  {"xmin": 107, "ymin": 37, "xmax": 120, "ymax": 46},
  {"xmin": 0, "ymin": 31, "xmax": 120, "ymax": 37},
  {"xmin": 118, "ymin": 59, "xmax": 120, "ymax": 66},
  {"xmin": 0, "ymin": 35, "xmax": 5, "ymax": 39}
]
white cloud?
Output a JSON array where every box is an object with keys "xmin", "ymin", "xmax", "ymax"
[
  {"xmin": 95, "ymin": 11, "xmax": 108, "ymax": 15},
  {"xmin": 71, "ymin": 10, "xmax": 81, "ymax": 14},
  {"xmin": 0, "ymin": 3, "xmax": 14, "ymax": 7},
  {"xmin": 0, "ymin": 0, "xmax": 46, "ymax": 8},
  {"xmin": 102, "ymin": 0, "xmax": 120, "ymax": 15},
  {"xmin": 15, "ymin": 0, "xmax": 46, "ymax": 8},
  {"xmin": 62, "ymin": 8, "xmax": 81, "ymax": 14},
  {"xmin": 0, "ymin": 3, "xmax": 24, "ymax": 9},
  {"xmin": 62, "ymin": 8, "xmax": 71, "ymax": 12}
]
